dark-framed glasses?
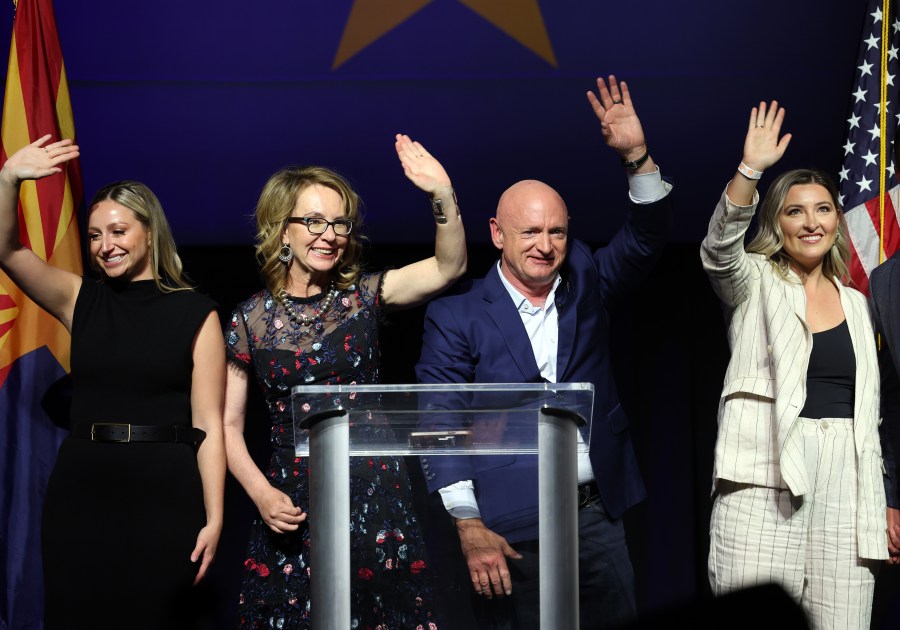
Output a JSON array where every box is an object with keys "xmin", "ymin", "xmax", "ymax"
[{"xmin": 287, "ymin": 217, "xmax": 353, "ymax": 236}]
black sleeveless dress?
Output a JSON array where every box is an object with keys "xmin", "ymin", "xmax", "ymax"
[
  {"xmin": 41, "ymin": 278, "xmax": 217, "ymax": 629},
  {"xmin": 225, "ymin": 272, "xmax": 437, "ymax": 629}
]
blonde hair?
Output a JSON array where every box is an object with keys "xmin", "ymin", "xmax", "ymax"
[
  {"xmin": 254, "ymin": 166, "xmax": 366, "ymax": 295},
  {"xmin": 745, "ymin": 169, "xmax": 850, "ymax": 284},
  {"xmin": 88, "ymin": 181, "xmax": 192, "ymax": 292}
]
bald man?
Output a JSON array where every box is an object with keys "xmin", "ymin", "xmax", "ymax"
[{"xmin": 416, "ymin": 75, "xmax": 673, "ymax": 629}]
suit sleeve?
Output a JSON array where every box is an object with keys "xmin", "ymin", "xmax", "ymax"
[
  {"xmin": 416, "ymin": 297, "xmax": 476, "ymax": 385},
  {"xmin": 699, "ymin": 186, "xmax": 759, "ymax": 310},
  {"xmin": 870, "ymin": 266, "xmax": 900, "ymax": 508},
  {"xmin": 415, "ymin": 296, "xmax": 480, "ymax": 491},
  {"xmin": 593, "ymin": 190, "xmax": 672, "ymax": 305}
]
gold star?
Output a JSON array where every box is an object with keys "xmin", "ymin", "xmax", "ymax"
[
  {"xmin": 333, "ymin": 0, "xmax": 556, "ymax": 69},
  {"xmin": 458, "ymin": 0, "xmax": 556, "ymax": 66}
]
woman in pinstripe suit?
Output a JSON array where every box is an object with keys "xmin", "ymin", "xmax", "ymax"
[{"xmin": 701, "ymin": 101, "xmax": 890, "ymax": 630}]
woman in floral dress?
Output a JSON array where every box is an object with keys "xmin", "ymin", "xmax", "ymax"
[{"xmin": 224, "ymin": 134, "xmax": 466, "ymax": 629}]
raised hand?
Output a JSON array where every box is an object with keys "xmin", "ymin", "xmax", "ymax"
[
  {"xmin": 742, "ymin": 100, "xmax": 791, "ymax": 172},
  {"xmin": 0, "ymin": 134, "xmax": 79, "ymax": 185},
  {"xmin": 586, "ymin": 75, "xmax": 647, "ymax": 161},
  {"xmin": 394, "ymin": 133, "xmax": 452, "ymax": 196}
]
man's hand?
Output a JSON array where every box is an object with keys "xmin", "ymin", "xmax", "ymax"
[
  {"xmin": 456, "ymin": 517, "xmax": 522, "ymax": 598},
  {"xmin": 586, "ymin": 75, "xmax": 647, "ymax": 164},
  {"xmin": 887, "ymin": 507, "xmax": 900, "ymax": 565}
]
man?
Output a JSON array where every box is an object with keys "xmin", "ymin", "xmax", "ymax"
[
  {"xmin": 866, "ymin": 253, "xmax": 900, "ymax": 628},
  {"xmin": 416, "ymin": 75, "xmax": 673, "ymax": 628}
]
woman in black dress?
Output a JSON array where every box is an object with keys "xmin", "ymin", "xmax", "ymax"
[
  {"xmin": 224, "ymin": 134, "xmax": 466, "ymax": 628},
  {"xmin": 0, "ymin": 135, "xmax": 226, "ymax": 629}
]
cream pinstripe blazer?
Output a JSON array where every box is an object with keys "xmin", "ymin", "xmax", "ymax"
[{"xmin": 701, "ymin": 188, "xmax": 888, "ymax": 560}]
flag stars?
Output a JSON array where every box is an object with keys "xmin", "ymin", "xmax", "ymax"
[
  {"xmin": 848, "ymin": 113, "xmax": 862, "ymax": 129},
  {"xmin": 845, "ymin": 139, "xmax": 856, "ymax": 156},
  {"xmin": 890, "ymin": 45, "xmax": 899, "ymax": 61},
  {"xmin": 854, "ymin": 86, "xmax": 868, "ymax": 102},
  {"xmin": 857, "ymin": 175, "xmax": 873, "ymax": 192},
  {"xmin": 866, "ymin": 33, "xmax": 881, "ymax": 50},
  {"xmin": 859, "ymin": 60, "xmax": 874, "ymax": 77},
  {"xmin": 839, "ymin": 166, "xmax": 851, "ymax": 182},
  {"xmin": 894, "ymin": 18, "xmax": 900, "ymax": 33},
  {"xmin": 888, "ymin": 162, "xmax": 896, "ymax": 178},
  {"xmin": 863, "ymin": 149, "xmax": 879, "ymax": 166},
  {"xmin": 869, "ymin": 123, "xmax": 881, "ymax": 140}
]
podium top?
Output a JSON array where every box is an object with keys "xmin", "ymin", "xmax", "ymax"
[{"xmin": 290, "ymin": 382, "xmax": 595, "ymax": 456}]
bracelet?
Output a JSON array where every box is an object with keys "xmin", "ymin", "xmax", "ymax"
[
  {"xmin": 430, "ymin": 190, "xmax": 458, "ymax": 224},
  {"xmin": 621, "ymin": 149, "xmax": 650, "ymax": 170},
  {"xmin": 737, "ymin": 162, "xmax": 763, "ymax": 180}
]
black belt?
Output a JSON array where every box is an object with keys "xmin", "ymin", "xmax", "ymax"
[
  {"xmin": 577, "ymin": 481, "xmax": 601, "ymax": 509},
  {"xmin": 71, "ymin": 423, "xmax": 206, "ymax": 446}
]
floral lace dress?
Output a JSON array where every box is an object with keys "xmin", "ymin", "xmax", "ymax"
[{"xmin": 225, "ymin": 272, "xmax": 437, "ymax": 630}]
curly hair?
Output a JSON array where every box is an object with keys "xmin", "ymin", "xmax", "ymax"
[{"xmin": 254, "ymin": 166, "xmax": 366, "ymax": 296}]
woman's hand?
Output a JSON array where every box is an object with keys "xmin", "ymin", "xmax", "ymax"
[
  {"xmin": 742, "ymin": 101, "xmax": 791, "ymax": 172},
  {"xmin": 254, "ymin": 485, "xmax": 307, "ymax": 534},
  {"xmin": 191, "ymin": 521, "xmax": 222, "ymax": 584},
  {"xmin": 0, "ymin": 134, "xmax": 78, "ymax": 186},
  {"xmin": 725, "ymin": 101, "xmax": 792, "ymax": 205},
  {"xmin": 394, "ymin": 133, "xmax": 452, "ymax": 196}
]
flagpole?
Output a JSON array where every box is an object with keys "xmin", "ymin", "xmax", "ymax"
[{"xmin": 879, "ymin": 0, "xmax": 892, "ymax": 265}]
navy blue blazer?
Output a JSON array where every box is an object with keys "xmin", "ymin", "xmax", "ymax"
[
  {"xmin": 415, "ymin": 194, "xmax": 672, "ymax": 543},
  {"xmin": 867, "ymin": 252, "xmax": 900, "ymax": 508}
]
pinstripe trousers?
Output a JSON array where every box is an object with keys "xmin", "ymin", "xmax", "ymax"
[{"xmin": 709, "ymin": 418, "xmax": 881, "ymax": 630}]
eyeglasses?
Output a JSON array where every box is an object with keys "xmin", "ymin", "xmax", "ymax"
[{"xmin": 287, "ymin": 217, "xmax": 353, "ymax": 236}]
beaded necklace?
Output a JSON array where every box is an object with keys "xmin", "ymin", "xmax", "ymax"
[{"xmin": 277, "ymin": 282, "xmax": 338, "ymax": 326}]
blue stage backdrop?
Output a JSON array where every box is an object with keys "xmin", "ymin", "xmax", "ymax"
[{"xmin": 0, "ymin": 1, "xmax": 865, "ymax": 246}]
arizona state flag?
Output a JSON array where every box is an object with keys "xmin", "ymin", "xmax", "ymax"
[{"xmin": 0, "ymin": 1, "xmax": 83, "ymax": 626}]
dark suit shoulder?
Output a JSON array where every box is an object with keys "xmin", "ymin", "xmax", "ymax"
[{"xmin": 870, "ymin": 252, "xmax": 900, "ymax": 290}]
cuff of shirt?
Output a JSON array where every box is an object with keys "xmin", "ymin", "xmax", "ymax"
[
  {"xmin": 627, "ymin": 166, "xmax": 671, "ymax": 204},
  {"xmin": 439, "ymin": 480, "xmax": 482, "ymax": 520}
]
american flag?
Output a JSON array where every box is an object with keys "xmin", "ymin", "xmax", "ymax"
[{"xmin": 841, "ymin": 0, "xmax": 900, "ymax": 295}]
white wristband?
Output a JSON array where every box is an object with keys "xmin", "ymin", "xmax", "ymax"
[{"xmin": 738, "ymin": 162, "xmax": 763, "ymax": 180}]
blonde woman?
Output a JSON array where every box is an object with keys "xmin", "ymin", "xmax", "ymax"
[
  {"xmin": 701, "ymin": 102, "xmax": 889, "ymax": 629},
  {"xmin": 0, "ymin": 137, "xmax": 226, "ymax": 628},
  {"xmin": 224, "ymin": 134, "xmax": 466, "ymax": 628}
]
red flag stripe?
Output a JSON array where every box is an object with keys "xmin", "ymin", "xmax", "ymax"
[{"xmin": 14, "ymin": 0, "xmax": 67, "ymax": 260}]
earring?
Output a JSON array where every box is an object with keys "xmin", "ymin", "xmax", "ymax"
[{"xmin": 278, "ymin": 243, "xmax": 293, "ymax": 264}]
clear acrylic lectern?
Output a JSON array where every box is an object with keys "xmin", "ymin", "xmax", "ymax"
[{"xmin": 292, "ymin": 382, "xmax": 594, "ymax": 629}]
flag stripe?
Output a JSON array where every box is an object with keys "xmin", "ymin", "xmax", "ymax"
[{"xmin": 15, "ymin": 0, "xmax": 67, "ymax": 261}]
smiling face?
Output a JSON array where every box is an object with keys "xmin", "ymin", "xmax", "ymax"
[
  {"xmin": 87, "ymin": 200, "xmax": 152, "ymax": 281},
  {"xmin": 777, "ymin": 183, "xmax": 840, "ymax": 274},
  {"xmin": 282, "ymin": 183, "xmax": 348, "ymax": 285},
  {"xmin": 490, "ymin": 180, "xmax": 568, "ymax": 300}
]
